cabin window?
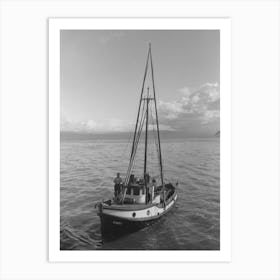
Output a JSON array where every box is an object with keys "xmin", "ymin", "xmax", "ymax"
[
  {"xmin": 132, "ymin": 212, "xmax": 136, "ymax": 218},
  {"xmin": 133, "ymin": 187, "xmax": 140, "ymax": 195}
]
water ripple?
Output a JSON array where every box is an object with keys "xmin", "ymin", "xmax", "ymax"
[{"xmin": 60, "ymin": 138, "xmax": 220, "ymax": 250}]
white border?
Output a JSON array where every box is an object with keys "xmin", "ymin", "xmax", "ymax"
[{"xmin": 49, "ymin": 18, "xmax": 231, "ymax": 262}]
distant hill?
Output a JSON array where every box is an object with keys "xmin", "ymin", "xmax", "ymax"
[
  {"xmin": 60, "ymin": 130, "xmax": 219, "ymax": 141},
  {"xmin": 60, "ymin": 130, "xmax": 183, "ymax": 141}
]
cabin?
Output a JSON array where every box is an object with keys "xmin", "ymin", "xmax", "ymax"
[
  {"xmin": 124, "ymin": 184, "xmax": 146, "ymax": 204},
  {"xmin": 121, "ymin": 174, "xmax": 161, "ymax": 204}
]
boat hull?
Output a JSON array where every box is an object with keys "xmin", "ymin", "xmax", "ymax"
[
  {"xmin": 98, "ymin": 188, "xmax": 177, "ymax": 234},
  {"xmin": 100, "ymin": 213, "xmax": 155, "ymax": 232}
]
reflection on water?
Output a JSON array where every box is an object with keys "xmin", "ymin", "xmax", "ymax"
[{"xmin": 60, "ymin": 137, "xmax": 220, "ymax": 250}]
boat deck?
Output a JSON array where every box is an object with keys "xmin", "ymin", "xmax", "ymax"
[
  {"xmin": 103, "ymin": 201, "xmax": 163, "ymax": 211},
  {"xmin": 102, "ymin": 183, "xmax": 176, "ymax": 211}
]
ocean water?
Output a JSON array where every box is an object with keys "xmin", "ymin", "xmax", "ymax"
[{"xmin": 60, "ymin": 135, "xmax": 220, "ymax": 250}]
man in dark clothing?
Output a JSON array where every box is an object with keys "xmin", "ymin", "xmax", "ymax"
[{"xmin": 114, "ymin": 172, "xmax": 122, "ymax": 197}]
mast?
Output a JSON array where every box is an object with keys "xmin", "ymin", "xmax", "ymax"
[
  {"xmin": 123, "ymin": 44, "xmax": 165, "ymax": 204},
  {"xmin": 130, "ymin": 50, "xmax": 150, "ymax": 162},
  {"xmin": 144, "ymin": 87, "xmax": 149, "ymax": 179},
  {"xmin": 143, "ymin": 88, "xmax": 151, "ymax": 204},
  {"xmin": 125, "ymin": 49, "xmax": 150, "ymax": 184},
  {"xmin": 149, "ymin": 43, "xmax": 164, "ymax": 191}
]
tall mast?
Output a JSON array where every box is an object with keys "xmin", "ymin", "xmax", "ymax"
[
  {"xmin": 125, "ymin": 49, "xmax": 150, "ymax": 184},
  {"xmin": 149, "ymin": 43, "xmax": 164, "ymax": 190},
  {"xmin": 130, "ymin": 50, "xmax": 150, "ymax": 162},
  {"xmin": 125, "ymin": 44, "xmax": 164, "ymax": 194},
  {"xmin": 144, "ymin": 87, "xmax": 149, "ymax": 185}
]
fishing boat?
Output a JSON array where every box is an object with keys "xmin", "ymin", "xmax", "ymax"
[{"xmin": 96, "ymin": 44, "xmax": 178, "ymax": 232}]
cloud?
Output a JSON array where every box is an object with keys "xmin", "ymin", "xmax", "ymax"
[
  {"xmin": 158, "ymin": 100, "xmax": 184, "ymax": 120},
  {"xmin": 158, "ymin": 82, "xmax": 220, "ymax": 132},
  {"xmin": 61, "ymin": 82, "xmax": 219, "ymax": 135},
  {"xmin": 178, "ymin": 86, "xmax": 192, "ymax": 97}
]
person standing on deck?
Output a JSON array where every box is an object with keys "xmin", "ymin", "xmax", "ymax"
[
  {"xmin": 144, "ymin": 173, "xmax": 150, "ymax": 203},
  {"xmin": 150, "ymin": 178, "xmax": 156, "ymax": 203},
  {"xmin": 114, "ymin": 173, "xmax": 122, "ymax": 198}
]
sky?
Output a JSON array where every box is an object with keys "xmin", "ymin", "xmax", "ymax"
[{"xmin": 61, "ymin": 30, "xmax": 220, "ymax": 137}]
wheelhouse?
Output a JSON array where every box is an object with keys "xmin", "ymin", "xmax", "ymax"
[{"xmin": 123, "ymin": 177, "xmax": 146, "ymax": 204}]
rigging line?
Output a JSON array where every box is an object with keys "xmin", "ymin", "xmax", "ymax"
[
  {"xmin": 144, "ymin": 87, "xmax": 150, "ymax": 182},
  {"xmin": 125, "ymin": 101, "xmax": 146, "ymax": 184},
  {"xmin": 129, "ymin": 104, "xmax": 146, "ymax": 171},
  {"xmin": 151, "ymin": 109, "xmax": 160, "ymax": 156},
  {"xmin": 149, "ymin": 44, "xmax": 164, "ymax": 189},
  {"xmin": 132, "ymin": 97, "xmax": 145, "ymax": 150},
  {"xmin": 149, "ymin": 105, "xmax": 157, "ymax": 157},
  {"xmin": 148, "ymin": 106, "xmax": 158, "ymax": 175},
  {"xmin": 150, "ymin": 105, "xmax": 161, "ymax": 175},
  {"xmin": 125, "ymin": 98, "xmax": 146, "ymax": 180},
  {"xmin": 128, "ymin": 112, "xmax": 146, "ymax": 180},
  {"xmin": 127, "ymin": 99, "xmax": 145, "ymax": 166},
  {"xmin": 121, "ymin": 107, "xmax": 146, "ymax": 202},
  {"xmin": 129, "ymin": 50, "xmax": 150, "ymax": 163}
]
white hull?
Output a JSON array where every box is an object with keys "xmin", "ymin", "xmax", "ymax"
[{"xmin": 102, "ymin": 194, "xmax": 177, "ymax": 222}]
